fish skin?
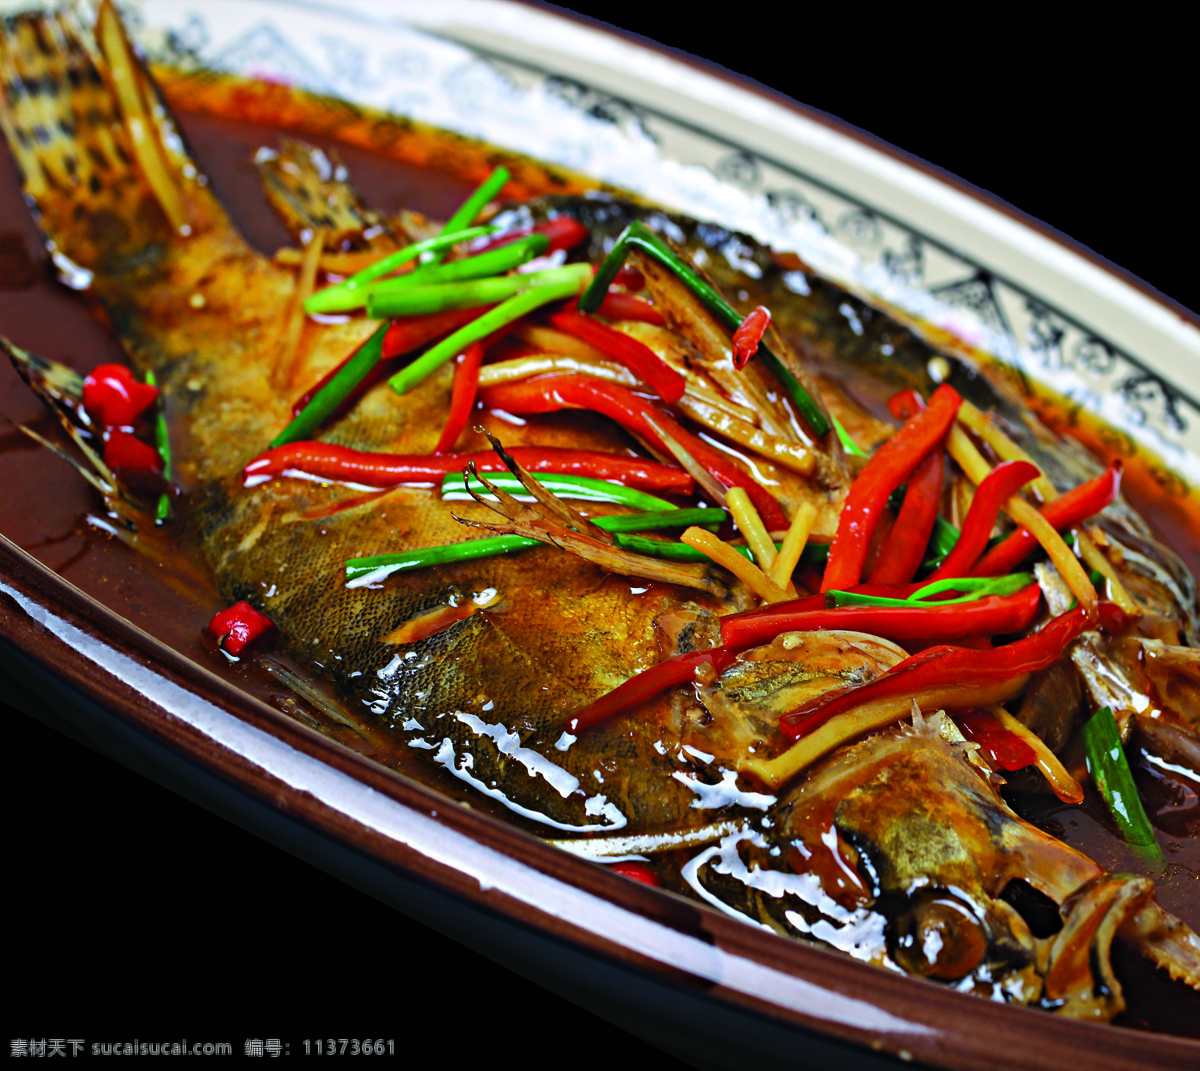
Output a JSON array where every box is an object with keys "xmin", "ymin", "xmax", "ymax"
[{"xmin": 4, "ymin": 5, "xmax": 1200, "ymax": 1015}]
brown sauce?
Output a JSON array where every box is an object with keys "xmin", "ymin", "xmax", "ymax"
[{"xmin": 2, "ymin": 100, "xmax": 1199, "ymax": 1036}]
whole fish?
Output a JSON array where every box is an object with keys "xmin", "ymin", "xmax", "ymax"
[{"xmin": 2, "ymin": 3, "xmax": 1199, "ymax": 1023}]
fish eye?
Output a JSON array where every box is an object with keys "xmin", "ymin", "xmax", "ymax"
[{"xmin": 888, "ymin": 894, "xmax": 988, "ymax": 981}]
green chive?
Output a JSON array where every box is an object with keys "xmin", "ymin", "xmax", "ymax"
[
  {"xmin": 427, "ymin": 168, "xmax": 511, "ymax": 266},
  {"xmin": 441, "ymin": 472, "xmax": 675, "ymax": 512},
  {"xmin": 270, "ymin": 321, "xmax": 389, "ymax": 449},
  {"xmin": 365, "ymin": 234, "xmax": 547, "ymax": 299},
  {"xmin": 578, "ymin": 220, "xmax": 830, "ymax": 436},
  {"xmin": 1081, "ymin": 705, "xmax": 1163, "ymax": 861},
  {"xmin": 832, "ymin": 414, "xmax": 868, "ymax": 457},
  {"xmin": 387, "ymin": 263, "xmax": 591, "ymax": 394},
  {"xmin": 826, "ymin": 571, "xmax": 1033, "ymax": 608},
  {"xmin": 594, "ymin": 507, "xmax": 727, "ymax": 533},
  {"xmin": 366, "ymin": 264, "xmax": 583, "ymax": 319},
  {"xmin": 346, "ymin": 533, "xmax": 536, "ymax": 584},
  {"xmin": 146, "ymin": 371, "xmax": 171, "ymax": 523},
  {"xmin": 613, "ymin": 533, "xmax": 755, "ymax": 562}
]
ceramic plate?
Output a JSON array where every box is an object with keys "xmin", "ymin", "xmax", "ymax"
[{"xmin": 4, "ymin": 1, "xmax": 1197, "ymax": 1065}]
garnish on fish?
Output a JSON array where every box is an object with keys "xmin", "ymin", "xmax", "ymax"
[{"xmin": 2, "ymin": 1, "xmax": 1199, "ymax": 1029}]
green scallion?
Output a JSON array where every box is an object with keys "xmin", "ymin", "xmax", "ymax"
[
  {"xmin": 346, "ymin": 533, "xmax": 537, "ymax": 585},
  {"xmin": 387, "ymin": 263, "xmax": 591, "ymax": 394},
  {"xmin": 364, "ymin": 233, "xmax": 547, "ymax": 299},
  {"xmin": 594, "ymin": 507, "xmax": 726, "ymax": 533},
  {"xmin": 270, "ymin": 321, "xmax": 389, "ymax": 449},
  {"xmin": 578, "ymin": 220, "xmax": 830, "ymax": 436},
  {"xmin": 1081, "ymin": 705, "xmax": 1163, "ymax": 861},
  {"xmin": 440, "ymin": 472, "xmax": 675, "ymax": 513},
  {"xmin": 826, "ymin": 571, "xmax": 1033, "ymax": 608},
  {"xmin": 832, "ymin": 414, "xmax": 868, "ymax": 457},
  {"xmin": 145, "ymin": 370, "xmax": 171, "ymax": 523},
  {"xmin": 302, "ymin": 224, "xmax": 498, "ymax": 314},
  {"xmin": 427, "ymin": 168, "xmax": 511, "ymax": 266}
]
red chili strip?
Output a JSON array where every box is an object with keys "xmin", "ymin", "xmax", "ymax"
[
  {"xmin": 472, "ymin": 215, "xmax": 590, "ymax": 254},
  {"xmin": 720, "ymin": 584, "xmax": 1041, "ymax": 651},
  {"xmin": 609, "ymin": 862, "xmax": 661, "ymax": 886},
  {"xmin": 290, "ymin": 308, "xmax": 488, "ymax": 418},
  {"xmin": 867, "ymin": 449, "xmax": 944, "ymax": 585},
  {"xmin": 82, "ymin": 363, "xmax": 158, "ymax": 428},
  {"xmin": 207, "ymin": 600, "xmax": 277, "ymax": 657},
  {"xmin": 731, "ymin": 306, "xmax": 771, "ymax": 370},
  {"xmin": 971, "ymin": 462, "xmax": 1123, "ymax": 577},
  {"xmin": 954, "ymin": 710, "xmax": 1037, "ymax": 771},
  {"xmin": 434, "ymin": 340, "xmax": 486, "ymax": 453},
  {"xmin": 569, "ymin": 647, "xmax": 738, "ymax": 733},
  {"xmin": 927, "ymin": 459, "xmax": 1040, "ymax": 581},
  {"xmin": 588, "ymin": 290, "xmax": 664, "ymax": 325},
  {"xmin": 886, "ymin": 388, "xmax": 926, "ymax": 422},
  {"xmin": 243, "ymin": 442, "xmax": 694, "ymax": 494},
  {"xmin": 779, "ymin": 601, "xmax": 1130, "ymax": 740},
  {"xmin": 103, "ymin": 428, "xmax": 164, "ymax": 479},
  {"xmin": 613, "ymin": 264, "xmax": 645, "ymax": 291},
  {"xmin": 548, "ymin": 308, "xmax": 685, "ymax": 403},
  {"xmin": 478, "ymin": 374, "xmax": 787, "ymax": 528},
  {"xmin": 822, "ymin": 384, "xmax": 962, "ymax": 592}
]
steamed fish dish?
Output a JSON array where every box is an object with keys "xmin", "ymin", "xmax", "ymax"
[{"xmin": 3, "ymin": 3, "xmax": 1199, "ymax": 1028}]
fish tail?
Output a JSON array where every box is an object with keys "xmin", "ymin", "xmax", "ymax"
[{"xmin": 0, "ymin": 2, "xmax": 220, "ymax": 279}]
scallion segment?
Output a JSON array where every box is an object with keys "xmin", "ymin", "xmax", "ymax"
[
  {"xmin": 427, "ymin": 168, "xmax": 511, "ymax": 266},
  {"xmin": 613, "ymin": 533, "xmax": 754, "ymax": 562},
  {"xmin": 346, "ymin": 534, "xmax": 536, "ymax": 585},
  {"xmin": 578, "ymin": 220, "xmax": 830, "ymax": 436},
  {"xmin": 366, "ymin": 264, "xmax": 583, "ymax": 319},
  {"xmin": 1081, "ymin": 705, "xmax": 1163, "ymax": 861},
  {"xmin": 440, "ymin": 471, "xmax": 675, "ymax": 512},
  {"xmin": 387, "ymin": 263, "xmax": 592, "ymax": 394},
  {"xmin": 145, "ymin": 370, "xmax": 171, "ymax": 522},
  {"xmin": 270, "ymin": 321, "xmax": 389, "ymax": 448},
  {"xmin": 596, "ymin": 507, "xmax": 726, "ymax": 532},
  {"xmin": 826, "ymin": 571, "xmax": 1034, "ymax": 608},
  {"xmin": 832, "ymin": 414, "xmax": 868, "ymax": 457},
  {"xmin": 302, "ymin": 224, "xmax": 498, "ymax": 314},
  {"xmin": 367, "ymin": 234, "xmax": 547, "ymax": 296}
]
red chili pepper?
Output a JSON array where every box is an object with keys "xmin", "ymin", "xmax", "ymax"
[
  {"xmin": 822, "ymin": 384, "xmax": 962, "ymax": 593},
  {"xmin": 971, "ymin": 462, "xmax": 1123, "ymax": 577},
  {"xmin": 207, "ymin": 600, "xmax": 277, "ymax": 657},
  {"xmin": 547, "ymin": 308, "xmax": 685, "ymax": 403},
  {"xmin": 609, "ymin": 862, "xmax": 661, "ymax": 887},
  {"xmin": 954, "ymin": 710, "xmax": 1037, "ymax": 771},
  {"xmin": 472, "ymin": 215, "xmax": 590, "ymax": 255},
  {"xmin": 243, "ymin": 442, "xmax": 694, "ymax": 495},
  {"xmin": 613, "ymin": 264, "xmax": 645, "ymax": 291},
  {"xmin": 926, "ymin": 459, "xmax": 1039, "ymax": 581},
  {"xmin": 478, "ymin": 374, "xmax": 788, "ymax": 529},
  {"xmin": 569, "ymin": 647, "xmax": 739, "ymax": 733},
  {"xmin": 82, "ymin": 363, "xmax": 158, "ymax": 428},
  {"xmin": 720, "ymin": 583, "xmax": 1042, "ymax": 651},
  {"xmin": 434, "ymin": 340, "xmax": 485, "ymax": 454},
  {"xmin": 886, "ymin": 388, "xmax": 926, "ymax": 422},
  {"xmin": 103, "ymin": 428, "xmax": 164, "ymax": 475},
  {"xmin": 731, "ymin": 306, "xmax": 771, "ymax": 370},
  {"xmin": 290, "ymin": 308, "xmax": 489, "ymax": 418},
  {"xmin": 868, "ymin": 450, "xmax": 944, "ymax": 585},
  {"xmin": 586, "ymin": 290, "xmax": 664, "ymax": 325},
  {"xmin": 779, "ymin": 601, "xmax": 1130, "ymax": 740}
]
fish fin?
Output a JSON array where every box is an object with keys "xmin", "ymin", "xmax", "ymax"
[
  {"xmin": 0, "ymin": 2, "xmax": 217, "ymax": 275},
  {"xmin": 255, "ymin": 137, "xmax": 405, "ymax": 250}
]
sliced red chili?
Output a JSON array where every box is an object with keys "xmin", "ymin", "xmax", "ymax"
[
  {"xmin": 731, "ymin": 306, "xmax": 771, "ymax": 370},
  {"xmin": 867, "ymin": 448, "xmax": 944, "ymax": 585},
  {"xmin": 243, "ymin": 442, "xmax": 694, "ymax": 495},
  {"xmin": 720, "ymin": 583, "xmax": 1042, "ymax": 651},
  {"xmin": 434, "ymin": 340, "xmax": 486, "ymax": 454},
  {"xmin": 82, "ymin": 363, "xmax": 158, "ymax": 428},
  {"xmin": 609, "ymin": 861, "xmax": 661, "ymax": 887},
  {"xmin": 569, "ymin": 646, "xmax": 739, "ymax": 733},
  {"xmin": 586, "ymin": 290, "xmax": 663, "ymax": 325},
  {"xmin": 613, "ymin": 264, "xmax": 645, "ymax": 291},
  {"xmin": 927, "ymin": 459, "xmax": 1039, "ymax": 581},
  {"xmin": 778, "ymin": 601, "xmax": 1130, "ymax": 740},
  {"xmin": 103, "ymin": 428, "xmax": 164, "ymax": 475},
  {"xmin": 478, "ymin": 374, "xmax": 787, "ymax": 529},
  {"xmin": 547, "ymin": 308, "xmax": 685, "ymax": 403},
  {"xmin": 886, "ymin": 388, "xmax": 926, "ymax": 422},
  {"xmin": 954, "ymin": 710, "xmax": 1037, "ymax": 771},
  {"xmin": 472, "ymin": 215, "xmax": 590, "ymax": 255},
  {"xmin": 207, "ymin": 601, "xmax": 277, "ymax": 657},
  {"xmin": 822, "ymin": 384, "xmax": 962, "ymax": 593},
  {"xmin": 290, "ymin": 308, "xmax": 489, "ymax": 418},
  {"xmin": 972, "ymin": 462, "xmax": 1123, "ymax": 577}
]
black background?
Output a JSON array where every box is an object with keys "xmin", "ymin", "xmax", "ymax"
[{"xmin": 8, "ymin": 2, "xmax": 1192, "ymax": 1064}]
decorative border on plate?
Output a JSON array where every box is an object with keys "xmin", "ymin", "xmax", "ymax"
[{"xmin": 120, "ymin": 0, "xmax": 1197, "ymax": 483}]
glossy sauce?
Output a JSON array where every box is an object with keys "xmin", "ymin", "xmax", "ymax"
[{"xmin": 1, "ymin": 101, "xmax": 1198, "ymax": 1033}]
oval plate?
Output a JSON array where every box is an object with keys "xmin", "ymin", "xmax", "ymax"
[{"xmin": 5, "ymin": 1, "xmax": 1198, "ymax": 1064}]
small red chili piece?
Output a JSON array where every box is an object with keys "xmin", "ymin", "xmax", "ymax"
[
  {"xmin": 472, "ymin": 216, "xmax": 590, "ymax": 255},
  {"xmin": 586, "ymin": 291, "xmax": 664, "ymax": 325},
  {"xmin": 954, "ymin": 710, "xmax": 1038, "ymax": 771},
  {"xmin": 731, "ymin": 306, "xmax": 771, "ymax": 370},
  {"xmin": 613, "ymin": 264, "xmax": 645, "ymax": 291},
  {"xmin": 434, "ymin": 340, "xmax": 486, "ymax": 453},
  {"xmin": 82, "ymin": 363, "xmax": 158, "ymax": 428},
  {"xmin": 886, "ymin": 388, "xmax": 926, "ymax": 422},
  {"xmin": 547, "ymin": 308, "xmax": 685, "ymax": 403},
  {"xmin": 207, "ymin": 601, "xmax": 277, "ymax": 657},
  {"xmin": 867, "ymin": 448, "xmax": 943, "ymax": 585},
  {"xmin": 103, "ymin": 428, "xmax": 164, "ymax": 475},
  {"xmin": 609, "ymin": 862, "xmax": 661, "ymax": 887}
]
